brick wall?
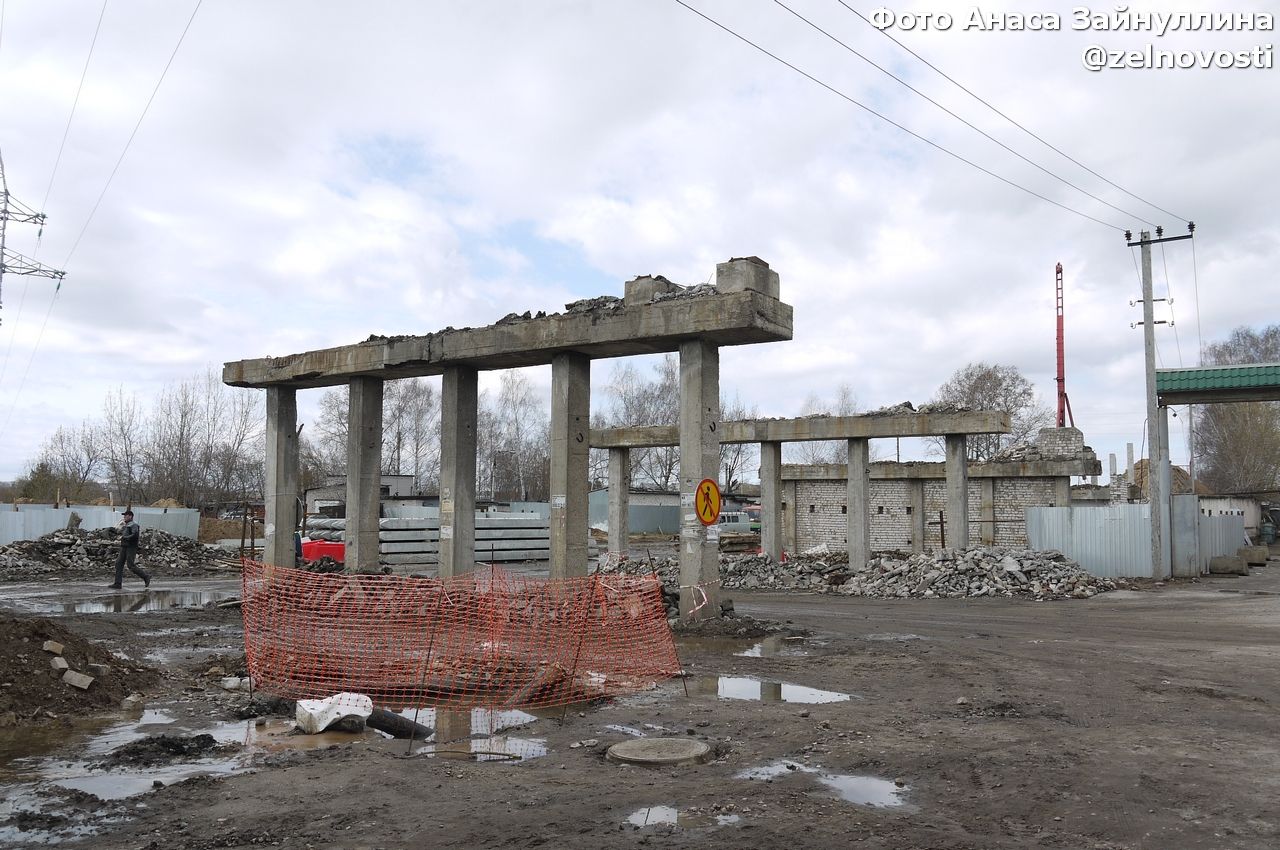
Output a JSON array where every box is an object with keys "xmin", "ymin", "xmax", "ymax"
[{"xmin": 1036, "ymin": 427, "xmax": 1084, "ymax": 456}]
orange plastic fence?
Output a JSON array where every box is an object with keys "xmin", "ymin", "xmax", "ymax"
[{"xmin": 240, "ymin": 561, "xmax": 681, "ymax": 709}]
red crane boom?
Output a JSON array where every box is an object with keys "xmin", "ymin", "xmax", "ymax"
[{"xmin": 1055, "ymin": 262, "xmax": 1075, "ymax": 428}]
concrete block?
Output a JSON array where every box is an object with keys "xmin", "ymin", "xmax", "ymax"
[
  {"xmin": 623, "ymin": 274, "xmax": 681, "ymax": 306},
  {"xmin": 50, "ymin": 657, "xmax": 69, "ymax": 672},
  {"xmin": 121, "ymin": 693, "xmax": 145, "ymax": 712},
  {"xmin": 87, "ymin": 663, "xmax": 113, "ymax": 678},
  {"xmin": 62, "ymin": 670, "xmax": 95, "ymax": 690},
  {"xmin": 1238, "ymin": 546, "xmax": 1269, "ymax": 566},
  {"xmin": 1208, "ymin": 555, "xmax": 1248, "ymax": 576},
  {"xmin": 716, "ymin": 256, "xmax": 779, "ymax": 299},
  {"xmin": 42, "ymin": 641, "xmax": 64, "ymax": 656}
]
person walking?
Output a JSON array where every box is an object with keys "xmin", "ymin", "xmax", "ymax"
[{"xmin": 111, "ymin": 509, "xmax": 151, "ymax": 589}]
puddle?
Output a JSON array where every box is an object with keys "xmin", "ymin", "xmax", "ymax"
[
  {"xmin": 691, "ymin": 676, "xmax": 853, "ymax": 704},
  {"xmin": 625, "ymin": 805, "xmax": 742, "ymax": 828},
  {"xmin": 12, "ymin": 589, "xmax": 238, "ymax": 616},
  {"xmin": 862, "ymin": 633, "xmax": 929, "ymax": 642},
  {"xmin": 604, "ymin": 724, "xmax": 646, "ymax": 737},
  {"xmin": 737, "ymin": 761, "xmax": 913, "ymax": 809},
  {"xmin": 399, "ymin": 708, "xmax": 547, "ymax": 762},
  {"xmin": 677, "ymin": 634, "xmax": 812, "ymax": 657}
]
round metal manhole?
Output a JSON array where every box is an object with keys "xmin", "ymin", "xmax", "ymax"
[{"xmin": 606, "ymin": 738, "xmax": 711, "ymax": 766}]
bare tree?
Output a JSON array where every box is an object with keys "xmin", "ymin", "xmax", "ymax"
[
  {"xmin": 929, "ymin": 363, "xmax": 1053, "ymax": 461},
  {"xmin": 1193, "ymin": 325, "xmax": 1280, "ymax": 494},
  {"xmin": 720, "ymin": 392, "xmax": 758, "ymax": 491},
  {"xmin": 785, "ymin": 383, "xmax": 861, "ymax": 465},
  {"xmin": 101, "ymin": 387, "xmax": 144, "ymax": 504},
  {"xmin": 595, "ymin": 355, "xmax": 681, "ymax": 490},
  {"xmin": 25, "ymin": 421, "xmax": 105, "ymax": 502}
]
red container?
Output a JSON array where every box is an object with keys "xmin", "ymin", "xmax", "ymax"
[{"xmin": 301, "ymin": 540, "xmax": 345, "ymax": 563}]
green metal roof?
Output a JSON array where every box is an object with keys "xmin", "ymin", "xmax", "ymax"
[{"xmin": 1156, "ymin": 363, "xmax": 1280, "ymax": 404}]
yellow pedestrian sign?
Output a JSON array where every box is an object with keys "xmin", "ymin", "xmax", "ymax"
[{"xmin": 695, "ymin": 478, "xmax": 722, "ymax": 526}]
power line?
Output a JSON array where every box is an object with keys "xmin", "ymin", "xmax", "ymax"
[
  {"xmin": 61, "ymin": 0, "xmax": 203, "ymax": 268},
  {"xmin": 41, "ymin": 0, "xmax": 109, "ymax": 213},
  {"xmin": 1190, "ymin": 239, "xmax": 1204, "ymax": 365},
  {"xmin": 773, "ymin": 0, "xmax": 1157, "ymax": 227},
  {"xmin": 672, "ymin": 0, "xmax": 1126, "ymax": 232},
  {"xmin": 1159, "ymin": 244, "xmax": 1184, "ymax": 367},
  {"xmin": 837, "ymin": 0, "xmax": 1188, "ymax": 224}
]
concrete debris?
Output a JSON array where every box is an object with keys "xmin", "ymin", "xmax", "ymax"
[
  {"xmin": 651, "ymin": 283, "xmax": 717, "ymax": 304},
  {"xmin": 295, "ymin": 692, "xmax": 373, "ymax": 734},
  {"xmin": 606, "ymin": 546, "xmax": 1118, "ymax": 602},
  {"xmin": 62, "ymin": 670, "xmax": 95, "ymax": 690},
  {"xmin": 564, "ymin": 295, "xmax": 623, "ymax": 314},
  {"xmin": 51, "ymin": 656, "xmax": 69, "ymax": 672},
  {"xmin": 0, "ymin": 527, "xmax": 229, "ymax": 581},
  {"xmin": 1208, "ymin": 555, "xmax": 1248, "ymax": 576},
  {"xmin": 121, "ymin": 693, "xmax": 146, "ymax": 712},
  {"xmin": 42, "ymin": 640, "xmax": 64, "ymax": 655}
]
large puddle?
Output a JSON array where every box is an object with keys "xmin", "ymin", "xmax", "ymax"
[
  {"xmin": 677, "ymin": 634, "xmax": 812, "ymax": 657},
  {"xmin": 690, "ymin": 676, "xmax": 854, "ymax": 704},
  {"xmin": 738, "ymin": 761, "xmax": 914, "ymax": 809},
  {"xmin": 34, "ymin": 589, "xmax": 238, "ymax": 615},
  {"xmin": 397, "ymin": 707, "xmax": 547, "ymax": 762}
]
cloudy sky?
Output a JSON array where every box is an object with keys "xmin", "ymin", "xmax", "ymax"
[{"xmin": 0, "ymin": 0, "xmax": 1276, "ymax": 482}]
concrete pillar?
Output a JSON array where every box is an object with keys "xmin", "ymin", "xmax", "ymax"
[
  {"xmin": 979, "ymin": 478, "xmax": 996, "ymax": 546},
  {"xmin": 759, "ymin": 441, "xmax": 783, "ymax": 562},
  {"xmin": 678, "ymin": 339, "xmax": 720, "ymax": 619},
  {"xmin": 264, "ymin": 387, "xmax": 299, "ymax": 568},
  {"xmin": 439, "ymin": 367, "xmax": 478, "ymax": 578},
  {"xmin": 607, "ymin": 448, "xmax": 630, "ymax": 556},
  {"xmin": 908, "ymin": 479, "xmax": 925, "ymax": 553},
  {"xmin": 846, "ymin": 438, "xmax": 870, "ymax": 568},
  {"xmin": 1109, "ymin": 453, "xmax": 1117, "ymax": 479},
  {"xmin": 944, "ymin": 434, "xmax": 969, "ymax": 550},
  {"xmin": 782, "ymin": 479, "xmax": 797, "ymax": 555},
  {"xmin": 1053, "ymin": 476, "xmax": 1071, "ymax": 506},
  {"xmin": 346, "ymin": 377, "xmax": 383, "ymax": 573},
  {"xmin": 550, "ymin": 352, "xmax": 590, "ymax": 578},
  {"xmin": 1126, "ymin": 442, "xmax": 1135, "ymax": 482}
]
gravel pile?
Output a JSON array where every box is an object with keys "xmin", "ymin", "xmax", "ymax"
[
  {"xmin": 0, "ymin": 527, "xmax": 233, "ymax": 582},
  {"xmin": 604, "ymin": 546, "xmax": 1119, "ymax": 602}
]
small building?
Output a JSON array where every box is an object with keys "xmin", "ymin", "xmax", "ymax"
[
  {"xmin": 305, "ymin": 474, "xmax": 418, "ymax": 514},
  {"xmin": 588, "ymin": 488, "xmax": 680, "ymax": 534}
]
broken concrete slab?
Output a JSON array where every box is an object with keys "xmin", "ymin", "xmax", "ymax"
[
  {"xmin": 1238, "ymin": 546, "xmax": 1269, "ymax": 566},
  {"xmin": 62, "ymin": 670, "xmax": 95, "ymax": 690},
  {"xmin": 295, "ymin": 692, "xmax": 373, "ymax": 734},
  {"xmin": 50, "ymin": 656, "xmax": 69, "ymax": 672},
  {"xmin": 87, "ymin": 663, "xmax": 113, "ymax": 678},
  {"xmin": 1209, "ymin": 556, "xmax": 1249, "ymax": 576},
  {"xmin": 42, "ymin": 640, "xmax": 64, "ymax": 655},
  {"xmin": 121, "ymin": 693, "xmax": 145, "ymax": 711}
]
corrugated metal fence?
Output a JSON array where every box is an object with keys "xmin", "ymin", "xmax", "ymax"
[
  {"xmin": 0, "ymin": 505, "xmax": 200, "ymax": 546},
  {"xmin": 1026, "ymin": 503, "xmax": 1246, "ymax": 578}
]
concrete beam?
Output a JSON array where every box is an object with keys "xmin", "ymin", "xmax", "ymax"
[
  {"xmin": 223, "ymin": 290, "xmax": 792, "ymax": 389},
  {"xmin": 607, "ymin": 448, "xmax": 630, "ymax": 557},
  {"xmin": 781, "ymin": 456, "xmax": 1102, "ymax": 480},
  {"xmin": 439, "ymin": 367, "xmax": 478, "ymax": 578},
  {"xmin": 908, "ymin": 479, "xmax": 925, "ymax": 553},
  {"xmin": 346, "ymin": 377, "xmax": 383, "ymax": 572},
  {"xmin": 945, "ymin": 434, "xmax": 969, "ymax": 549},
  {"xmin": 264, "ymin": 387, "xmax": 298, "ymax": 568},
  {"xmin": 678, "ymin": 339, "xmax": 719, "ymax": 619},
  {"xmin": 759, "ymin": 441, "xmax": 783, "ymax": 562},
  {"xmin": 846, "ymin": 439, "xmax": 870, "ymax": 568},
  {"xmin": 550, "ymin": 352, "xmax": 590, "ymax": 578},
  {"xmin": 592, "ymin": 411, "xmax": 1010, "ymax": 448}
]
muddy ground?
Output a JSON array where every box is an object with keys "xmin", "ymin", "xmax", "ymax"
[{"xmin": 1, "ymin": 563, "xmax": 1279, "ymax": 849}]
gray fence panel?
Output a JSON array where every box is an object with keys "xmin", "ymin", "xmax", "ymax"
[
  {"xmin": 1172, "ymin": 495, "xmax": 1201, "ymax": 578},
  {"xmin": 1026, "ymin": 504, "xmax": 1152, "ymax": 578},
  {"xmin": 0, "ymin": 505, "xmax": 199, "ymax": 544},
  {"xmin": 1199, "ymin": 514, "xmax": 1246, "ymax": 572}
]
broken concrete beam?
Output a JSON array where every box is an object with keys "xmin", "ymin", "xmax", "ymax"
[
  {"xmin": 1209, "ymin": 555, "xmax": 1249, "ymax": 576},
  {"xmin": 623, "ymin": 274, "xmax": 681, "ymax": 306},
  {"xmin": 62, "ymin": 670, "xmax": 95, "ymax": 690},
  {"xmin": 50, "ymin": 657, "xmax": 69, "ymax": 672},
  {"xmin": 1238, "ymin": 546, "xmax": 1269, "ymax": 566},
  {"xmin": 716, "ymin": 256, "xmax": 780, "ymax": 299},
  {"xmin": 87, "ymin": 663, "xmax": 112, "ymax": 678},
  {"xmin": 42, "ymin": 640, "xmax": 64, "ymax": 655},
  {"xmin": 367, "ymin": 707, "xmax": 433, "ymax": 740}
]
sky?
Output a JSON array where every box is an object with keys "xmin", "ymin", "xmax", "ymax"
[{"xmin": 0, "ymin": 0, "xmax": 1276, "ymax": 483}]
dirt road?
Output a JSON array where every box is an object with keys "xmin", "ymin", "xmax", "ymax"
[{"xmin": 2, "ymin": 568, "xmax": 1278, "ymax": 849}]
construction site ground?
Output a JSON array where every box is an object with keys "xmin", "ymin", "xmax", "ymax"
[{"xmin": 2, "ymin": 564, "xmax": 1279, "ymax": 849}]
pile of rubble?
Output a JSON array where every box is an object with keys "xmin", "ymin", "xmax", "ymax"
[
  {"xmin": 604, "ymin": 546, "xmax": 1119, "ymax": 602},
  {"xmin": 0, "ymin": 527, "xmax": 233, "ymax": 582}
]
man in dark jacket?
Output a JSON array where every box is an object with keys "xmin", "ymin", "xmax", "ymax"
[{"xmin": 111, "ymin": 509, "xmax": 151, "ymax": 589}]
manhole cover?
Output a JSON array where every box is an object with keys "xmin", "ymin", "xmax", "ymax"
[{"xmin": 606, "ymin": 738, "xmax": 710, "ymax": 766}]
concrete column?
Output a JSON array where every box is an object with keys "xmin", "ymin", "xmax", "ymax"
[
  {"xmin": 264, "ymin": 387, "xmax": 299, "ymax": 568},
  {"xmin": 944, "ymin": 434, "xmax": 969, "ymax": 550},
  {"xmin": 759, "ymin": 441, "xmax": 783, "ymax": 562},
  {"xmin": 1053, "ymin": 476, "xmax": 1071, "ymax": 506},
  {"xmin": 782, "ymin": 479, "xmax": 797, "ymax": 555},
  {"xmin": 846, "ymin": 438, "xmax": 871, "ymax": 568},
  {"xmin": 607, "ymin": 448, "xmax": 630, "ymax": 556},
  {"xmin": 550, "ymin": 352, "xmax": 590, "ymax": 578},
  {"xmin": 346, "ymin": 377, "xmax": 383, "ymax": 573},
  {"xmin": 908, "ymin": 479, "xmax": 925, "ymax": 553},
  {"xmin": 439, "ymin": 367, "xmax": 478, "ymax": 578},
  {"xmin": 979, "ymin": 478, "xmax": 996, "ymax": 546},
  {"xmin": 678, "ymin": 339, "xmax": 720, "ymax": 619}
]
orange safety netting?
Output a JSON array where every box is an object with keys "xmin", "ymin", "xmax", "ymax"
[{"xmin": 240, "ymin": 561, "xmax": 681, "ymax": 709}]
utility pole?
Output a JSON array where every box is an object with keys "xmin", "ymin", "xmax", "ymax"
[
  {"xmin": 1128, "ymin": 224, "xmax": 1194, "ymax": 579},
  {"xmin": 0, "ymin": 148, "xmax": 67, "ymax": 327}
]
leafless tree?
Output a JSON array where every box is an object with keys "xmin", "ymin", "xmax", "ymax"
[
  {"xmin": 1193, "ymin": 325, "xmax": 1280, "ymax": 494},
  {"xmin": 785, "ymin": 383, "xmax": 861, "ymax": 465},
  {"xmin": 596, "ymin": 355, "xmax": 681, "ymax": 490},
  {"xmin": 929, "ymin": 363, "xmax": 1053, "ymax": 461},
  {"xmin": 720, "ymin": 392, "xmax": 758, "ymax": 491},
  {"xmin": 24, "ymin": 421, "xmax": 105, "ymax": 502},
  {"xmin": 101, "ymin": 386, "xmax": 145, "ymax": 504}
]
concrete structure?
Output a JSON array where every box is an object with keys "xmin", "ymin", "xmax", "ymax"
[
  {"xmin": 782, "ymin": 428, "xmax": 1101, "ymax": 553},
  {"xmin": 591, "ymin": 408, "xmax": 1011, "ymax": 568},
  {"xmin": 587, "ymin": 488, "xmax": 680, "ymax": 539},
  {"xmin": 304, "ymin": 474, "xmax": 415, "ymax": 514},
  {"xmin": 225, "ymin": 256, "xmax": 792, "ymax": 617}
]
